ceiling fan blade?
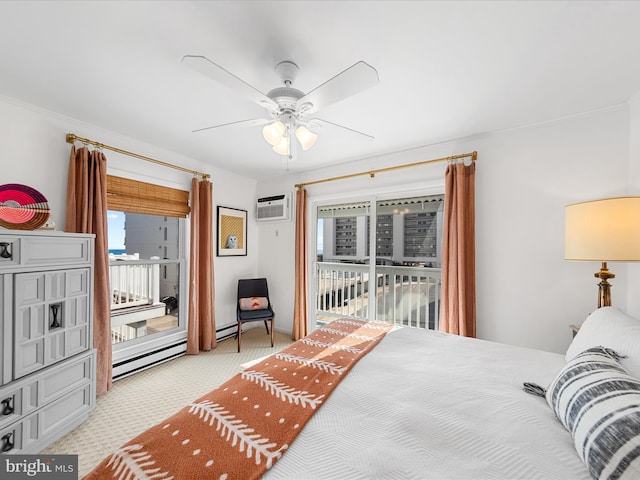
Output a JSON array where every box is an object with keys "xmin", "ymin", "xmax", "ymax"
[
  {"xmin": 192, "ymin": 118, "xmax": 270, "ymax": 133},
  {"xmin": 182, "ymin": 55, "xmax": 278, "ymax": 112},
  {"xmin": 311, "ymin": 118, "xmax": 375, "ymax": 139},
  {"xmin": 297, "ymin": 61, "xmax": 379, "ymax": 116}
]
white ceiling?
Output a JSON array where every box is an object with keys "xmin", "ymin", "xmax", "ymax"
[{"xmin": 2, "ymin": 1, "xmax": 640, "ymax": 180}]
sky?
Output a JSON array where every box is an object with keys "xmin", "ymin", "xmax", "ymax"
[{"xmin": 107, "ymin": 210, "xmax": 125, "ymax": 250}]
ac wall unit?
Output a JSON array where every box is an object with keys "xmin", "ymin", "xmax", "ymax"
[{"xmin": 256, "ymin": 194, "xmax": 290, "ymax": 222}]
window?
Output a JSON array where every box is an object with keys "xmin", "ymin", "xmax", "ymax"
[
  {"xmin": 317, "ymin": 194, "xmax": 443, "ymax": 266},
  {"xmin": 404, "ymin": 212, "xmax": 438, "ymax": 260},
  {"xmin": 376, "ymin": 195, "xmax": 444, "ymax": 267},
  {"xmin": 106, "ymin": 176, "xmax": 189, "ymax": 351},
  {"xmin": 108, "ymin": 211, "xmax": 183, "ymax": 345}
]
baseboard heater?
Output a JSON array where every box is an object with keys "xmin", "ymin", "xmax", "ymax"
[
  {"xmin": 112, "ymin": 341, "xmax": 187, "ymax": 381},
  {"xmin": 112, "ymin": 324, "xmax": 239, "ymax": 381},
  {"xmin": 216, "ymin": 322, "xmax": 237, "ymax": 341}
]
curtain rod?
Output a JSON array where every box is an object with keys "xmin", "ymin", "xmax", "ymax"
[
  {"xmin": 65, "ymin": 133, "xmax": 211, "ymax": 180},
  {"xmin": 294, "ymin": 151, "xmax": 477, "ymax": 189}
]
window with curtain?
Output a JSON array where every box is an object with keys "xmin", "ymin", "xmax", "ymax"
[{"xmin": 106, "ymin": 175, "xmax": 189, "ymax": 352}]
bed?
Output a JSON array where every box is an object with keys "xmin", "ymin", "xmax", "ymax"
[{"xmin": 84, "ymin": 308, "xmax": 640, "ymax": 480}]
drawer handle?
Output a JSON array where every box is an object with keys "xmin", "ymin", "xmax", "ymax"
[
  {"xmin": 0, "ymin": 242, "xmax": 11, "ymax": 259},
  {"xmin": 1, "ymin": 397, "xmax": 13, "ymax": 415},
  {"xmin": 1, "ymin": 432, "xmax": 13, "ymax": 452}
]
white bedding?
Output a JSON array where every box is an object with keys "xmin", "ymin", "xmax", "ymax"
[{"xmin": 263, "ymin": 326, "xmax": 590, "ymax": 480}]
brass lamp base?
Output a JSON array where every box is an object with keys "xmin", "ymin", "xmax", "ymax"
[{"xmin": 595, "ymin": 261, "xmax": 614, "ymax": 308}]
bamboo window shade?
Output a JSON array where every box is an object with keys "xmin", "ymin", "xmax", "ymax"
[{"xmin": 107, "ymin": 175, "xmax": 190, "ymax": 217}]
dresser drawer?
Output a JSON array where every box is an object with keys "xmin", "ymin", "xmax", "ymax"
[
  {"xmin": 0, "ymin": 233, "xmax": 93, "ymax": 271},
  {"xmin": 39, "ymin": 383, "xmax": 93, "ymax": 441},
  {"xmin": 0, "ymin": 365, "xmax": 95, "ymax": 454},
  {"xmin": 38, "ymin": 350, "xmax": 94, "ymax": 407},
  {"xmin": 0, "ymin": 382, "xmax": 94, "ymax": 454},
  {"xmin": 21, "ymin": 235, "xmax": 92, "ymax": 267},
  {"xmin": 0, "ymin": 350, "xmax": 94, "ymax": 431}
]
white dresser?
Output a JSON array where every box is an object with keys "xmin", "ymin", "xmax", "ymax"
[{"xmin": 0, "ymin": 230, "xmax": 96, "ymax": 454}]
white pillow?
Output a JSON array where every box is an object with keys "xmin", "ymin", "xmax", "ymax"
[{"xmin": 566, "ymin": 307, "xmax": 640, "ymax": 378}]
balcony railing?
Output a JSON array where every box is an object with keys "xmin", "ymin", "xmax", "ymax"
[
  {"xmin": 316, "ymin": 262, "xmax": 441, "ymax": 330},
  {"xmin": 110, "ymin": 260, "xmax": 160, "ymax": 310},
  {"xmin": 109, "ymin": 259, "xmax": 181, "ymax": 345}
]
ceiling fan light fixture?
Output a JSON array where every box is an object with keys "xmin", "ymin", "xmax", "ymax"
[
  {"xmin": 262, "ymin": 121, "xmax": 285, "ymax": 146},
  {"xmin": 184, "ymin": 56, "xmax": 379, "ymax": 159},
  {"xmin": 272, "ymin": 136, "xmax": 290, "ymax": 156},
  {"xmin": 295, "ymin": 125, "xmax": 318, "ymax": 151}
]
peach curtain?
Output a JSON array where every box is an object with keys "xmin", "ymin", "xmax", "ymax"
[
  {"xmin": 65, "ymin": 146, "xmax": 112, "ymax": 397},
  {"xmin": 293, "ymin": 187, "xmax": 308, "ymax": 340},
  {"xmin": 439, "ymin": 161, "xmax": 476, "ymax": 337},
  {"xmin": 187, "ymin": 178, "xmax": 216, "ymax": 353}
]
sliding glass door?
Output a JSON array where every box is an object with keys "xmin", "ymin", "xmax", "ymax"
[
  {"xmin": 314, "ymin": 194, "xmax": 443, "ymax": 329},
  {"xmin": 316, "ymin": 201, "xmax": 371, "ymax": 324},
  {"xmin": 373, "ymin": 196, "xmax": 443, "ymax": 329}
]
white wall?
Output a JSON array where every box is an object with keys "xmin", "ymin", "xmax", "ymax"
[
  {"xmin": 257, "ymin": 105, "xmax": 633, "ymax": 354},
  {"xmin": 627, "ymin": 92, "xmax": 640, "ymax": 319},
  {"xmin": 0, "ymin": 94, "xmax": 258, "ymax": 333},
  {"xmin": 473, "ymin": 107, "xmax": 629, "ymax": 353}
]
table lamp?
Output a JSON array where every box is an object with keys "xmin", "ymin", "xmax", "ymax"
[{"xmin": 565, "ymin": 196, "xmax": 640, "ymax": 308}]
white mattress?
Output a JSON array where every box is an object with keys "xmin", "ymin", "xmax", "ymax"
[{"xmin": 263, "ymin": 326, "xmax": 590, "ymax": 480}]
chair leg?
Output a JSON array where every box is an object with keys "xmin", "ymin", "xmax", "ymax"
[
  {"xmin": 270, "ymin": 319, "xmax": 274, "ymax": 347},
  {"xmin": 263, "ymin": 320, "xmax": 269, "ymax": 334},
  {"xmin": 237, "ymin": 324, "xmax": 241, "ymax": 353}
]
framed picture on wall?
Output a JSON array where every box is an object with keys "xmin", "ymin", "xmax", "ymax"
[{"xmin": 217, "ymin": 206, "xmax": 247, "ymax": 256}]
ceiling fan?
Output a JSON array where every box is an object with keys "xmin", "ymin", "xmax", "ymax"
[{"xmin": 182, "ymin": 55, "xmax": 379, "ymax": 158}]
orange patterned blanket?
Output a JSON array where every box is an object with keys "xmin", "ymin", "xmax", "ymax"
[{"xmin": 83, "ymin": 319, "xmax": 393, "ymax": 480}]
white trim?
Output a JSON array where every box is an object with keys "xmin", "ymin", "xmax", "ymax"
[{"xmin": 306, "ymin": 180, "xmax": 444, "ymax": 204}]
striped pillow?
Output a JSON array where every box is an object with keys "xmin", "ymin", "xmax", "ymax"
[{"xmin": 546, "ymin": 347, "xmax": 640, "ymax": 480}]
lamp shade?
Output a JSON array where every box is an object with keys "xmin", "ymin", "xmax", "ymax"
[
  {"xmin": 565, "ymin": 196, "xmax": 640, "ymax": 262},
  {"xmin": 272, "ymin": 136, "xmax": 290, "ymax": 156},
  {"xmin": 262, "ymin": 121, "xmax": 285, "ymax": 146},
  {"xmin": 295, "ymin": 125, "xmax": 318, "ymax": 151}
]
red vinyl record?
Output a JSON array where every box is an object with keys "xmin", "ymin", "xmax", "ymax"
[{"xmin": 0, "ymin": 183, "xmax": 50, "ymax": 230}]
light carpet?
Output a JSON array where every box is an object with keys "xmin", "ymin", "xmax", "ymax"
[{"xmin": 42, "ymin": 328, "xmax": 293, "ymax": 478}]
